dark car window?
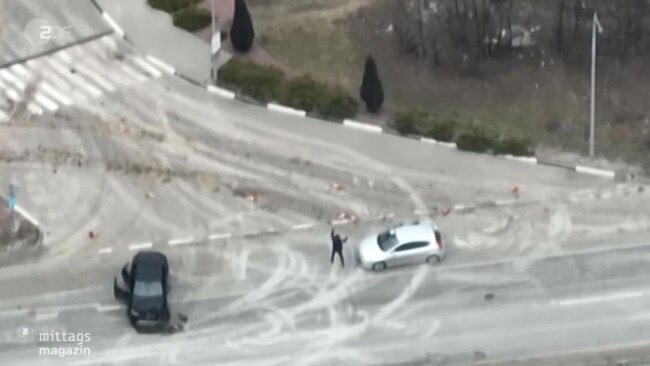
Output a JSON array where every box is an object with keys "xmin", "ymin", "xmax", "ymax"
[
  {"xmin": 134, "ymin": 281, "xmax": 163, "ymax": 297},
  {"xmin": 395, "ymin": 241, "xmax": 429, "ymax": 252},
  {"xmin": 377, "ymin": 230, "xmax": 399, "ymax": 251}
]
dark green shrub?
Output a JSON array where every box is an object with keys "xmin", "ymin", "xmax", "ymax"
[
  {"xmin": 147, "ymin": 0, "xmax": 199, "ymax": 13},
  {"xmin": 425, "ymin": 120, "xmax": 456, "ymax": 142},
  {"xmin": 456, "ymin": 128, "xmax": 498, "ymax": 153},
  {"xmin": 218, "ymin": 59, "xmax": 285, "ymax": 102},
  {"xmin": 393, "ymin": 108, "xmax": 428, "ymax": 135},
  {"xmin": 173, "ymin": 6, "xmax": 211, "ymax": 32},
  {"xmin": 493, "ymin": 137, "xmax": 534, "ymax": 156},
  {"xmin": 319, "ymin": 92, "xmax": 358, "ymax": 120},
  {"xmin": 280, "ymin": 75, "xmax": 357, "ymax": 120}
]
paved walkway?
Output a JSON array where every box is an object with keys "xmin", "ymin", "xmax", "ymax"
[{"xmin": 95, "ymin": 0, "xmax": 215, "ymax": 83}]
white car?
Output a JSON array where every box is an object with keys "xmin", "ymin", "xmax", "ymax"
[{"xmin": 357, "ymin": 219, "xmax": 445, "ymax": 271}]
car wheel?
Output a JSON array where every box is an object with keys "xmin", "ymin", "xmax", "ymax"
[
  {"xmin": 372, "ymin": 262, "xmax": 387, "ymax": 271},
  {"xmin": 426, "ymin": 255, "xmax": 441, "ymax": 264}
]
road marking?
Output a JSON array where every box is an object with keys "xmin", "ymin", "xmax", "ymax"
[
  {"xmin": 96, "ymin": 304, "xmax": 121, "ymax": 312},
  {"xmin": 168, "ymin": 237, "xmax": 195, "ymax": 246},
  {"xmin": 208, "ymin": 233, "xmax": 232, "ymax": 240},
  {"xmin": 128, "ymin": 242, "xmax": 152, "ymax": 251},
  {"xmin": 145, "ymin": 55, "xmax": 175, "ymax": 74},
  {"xmin": 120, "ymin": 64, "xmax": 147, "ymax": 82},
  {"xmin": 131, "ymin": 56, "xmax": 163, "ymax": 78},
  {"xmin": 35, "ymin": 312, "xmax": 58, "ymax": 321},
  {"xmin": 551, "ymin": 291, "xmax": 643, "ymax": 306},
  {"xmin": 0, "ymin": 309, "xmax": 30, "ymax": 319},
  {"xmin": 97, "ymin": 247, "xmax": 113, "ymax": 255},
  {"xmin": 13, "ymin": 205, "xmax": 39, "ymax": 226},
  {"xmin": 33, "ymin": 92, "xmax": 58, "ymax": 111},
  {"xmin": 331, "ymin": 219, "xmax": 350, "ymax": 226},
  {"xmin": 41, "ymin": 81, "xmax": 73, "ymax": 106},
  {"xmin": 292, "ymin": 223, "xmax": 315, "ymax": 230},
  {"xmin": 453, "ymin": 204, "xmax": 476, "ymax": 211}
]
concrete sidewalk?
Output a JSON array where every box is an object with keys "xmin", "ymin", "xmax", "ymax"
[{"xmin": 94, "ymin": 0, "xmax": 214, "ymax": 83}]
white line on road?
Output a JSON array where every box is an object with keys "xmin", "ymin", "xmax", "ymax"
[
  {"xmin": 128, "ymin": 242, "xmax": 152, "ymax": 251},
  {"xmin": 35, "ymin": 312, "xmax": 58, "ymax": 321},
  {"xmin": 208, "ymin": 233, "xmax": 232, "ymax": 240},
  {"xmin": 145, "ymin": 55, "xmax": 175, "ymax": 74},
  {"xmin": 131, "ymin": 56, "xmax": 163, "ymax": 78},
  {"xmin": 13, "ymin": 205, "xmax": 39, "ymax": 226},
  {"xmin": 331, "ymin": 219, "xmax": 350, "ymax": 226},
  {"xmin": 292, "ymin": 223, "xmax": 315, "ymax": 230},
  {"xmin": 551, "ymin": 291, "xmax": 643, "ymax": 306},
  {"xmin": 168, "ymin": 237, "xmax": 195, "ymax": 246},
  {"xmin": 96, "ymin": 304, "xmax": 121, "ymax": 312},
  {"xmin": 97, "ymin": 247, "xmax": 113, "ymax": 255}
]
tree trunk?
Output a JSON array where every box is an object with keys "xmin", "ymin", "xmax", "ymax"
[{"xmin": 556, "ymin": 0, "xmax": 566, "ymax": 54}]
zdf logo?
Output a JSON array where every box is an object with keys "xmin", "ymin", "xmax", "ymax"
[{"xmin": 24, "ymin": 18, "xmax": 72, "ymax": 46}]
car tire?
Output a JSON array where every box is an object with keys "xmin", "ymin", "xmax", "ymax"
[
  {"xmin": 426, "ymin": 255, "xmax": 441, "ymax": 264},
  {"xmin": 372, "ymin": 262, "xmax": 387, "ymax": 271}
]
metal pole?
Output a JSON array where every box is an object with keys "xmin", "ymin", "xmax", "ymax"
[
  {"xmin": 210, "ymin": 0, "xmax": 216, "ymax": 84},
  {"xmin": 589, "ymin": 13, "xmax": 601, "ymax": 159}
]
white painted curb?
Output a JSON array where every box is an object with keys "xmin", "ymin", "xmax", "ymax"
[
  {"xmin": 576, "ymin": 165, "xmax": 616, "ymax": 179},
  {"xmin": 102, "ymin": 13, "xmax": 125, "ymax": 38},
  {"xmin": 145, "ymin": 55, "xmax": 176, "ymax": 75},
  {"xmin": 208, "ymin": 233, "xmax": 232, "ymax": 240},
  {"xmin": 502, "ymin": 155, "xmax": 538, "ymax": 164},
  {"xmin": 128, "ymin": 242, "xmax": 152, "ymax": 251},
  {"xmin": 13, "ymin": 205, "xmax": 39, "ymax": 227},
  {"xmin": 343, "ymin": 119, "xmax": 382, "ymax": 133},
  {"xmin": 420, "ymin": 137, "xmax": 457, "ymax": 148},
  {"xmin": 267, "ymin": 103, "xmax": 306, "ymax": 117},
  {"xmin": 207, "ymin": 85, "xmax": 236, "ymax": 100}
]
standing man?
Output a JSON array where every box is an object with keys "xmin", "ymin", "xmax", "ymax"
[{"xmin": 330, "ymin": 229, "xmax": 348, "ymax": 267}]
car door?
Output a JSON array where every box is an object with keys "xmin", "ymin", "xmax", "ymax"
[{"xmin": 391, "ymin": 242, "xmax": 429, "ymax": 266}]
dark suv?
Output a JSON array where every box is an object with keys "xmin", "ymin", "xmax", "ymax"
[{"xmin": 114, "ymin": 251, "xmax": 171, "ymax": 332}]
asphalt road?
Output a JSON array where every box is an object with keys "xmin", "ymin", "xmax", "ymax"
[{"xmin": 1, "ymin": 5, "xmax": 650, "ymax": 366}]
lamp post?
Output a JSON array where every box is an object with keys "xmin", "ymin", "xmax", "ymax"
[{"xmin": 589, "ymin": 12, "xmax": 604, "ymax": 159}]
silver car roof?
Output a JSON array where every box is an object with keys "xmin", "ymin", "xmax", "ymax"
[{"xmin": 394, "ymin": 222, "xmax": 437, "ymax": 244}]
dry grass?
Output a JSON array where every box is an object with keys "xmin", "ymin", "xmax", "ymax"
[{"xmin": 247, "ymin": 0, "xmax": 650, "ymax": 172}]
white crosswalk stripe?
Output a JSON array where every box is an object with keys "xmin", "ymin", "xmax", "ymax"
[
  {"xmin": 56, "ymin": 51, "xmax": 115, "ymax": 92},
  {"xmin": 47, "ymin": 57, "xmax": 103, "ymax": 98},
  {"xmin": 0, "ymin": 35, "xmax": 157, "ymax": 117},
  {"xmin": 131, "ymin": 56, "xmax": 163, "ymax": 78},
  {"xmin": 40, "ymin": 81, "xmax": 74, "ymax": 106},
  {"xmin": 120, "ymin": 64, "xmax": 147, "ymax": 82}
]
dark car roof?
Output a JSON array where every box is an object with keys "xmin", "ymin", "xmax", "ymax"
[{"xmin": 132, "ymin": 251, "xmax": 167, "ymax": 282}]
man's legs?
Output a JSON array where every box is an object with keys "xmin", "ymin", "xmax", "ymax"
[
  {"xmin": 330, "ymin": 248, "xmax": 336, "ymax": 264},
  {"xmin": 337, "ymin": 250, "xmax": 344, "ymax": 267}
]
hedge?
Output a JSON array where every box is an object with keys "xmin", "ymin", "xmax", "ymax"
[
  {"xmin": 493, "ymin": 137, "xmax": 534, "ymax": 157},
  {"xmin": 425, "ymin": 120, "xmax": 456, "ymax": 142},
  {"xmin": 456, "ymin": 128, "xmax": 498, "ymax": 153},
  {"xmin": 279, "ymin": 75, "xmax": 358, "ymax": 120},
  {"xmin": 218, "ymin": 61, "xmax": 358, "ymax": 119},
  {"xmin": 456, "ymin": 129, "xmax": 534, "ymax": 156},
  {"xmin": 218, "ymin": 59, "xmax": 285, "ymax": 103},
  {"xmin": 393, "ymin": 108, "xmax": 428, "ymax": 136},
  {"xmin": 147, "ymin": 0, "xmax": 200, "ymax": 13},
  {"xmin": 173, "ymin": 6, "xmax": 212, "ymax": 32}
]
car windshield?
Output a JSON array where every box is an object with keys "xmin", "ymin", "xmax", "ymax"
[
  {"xmin": 377, "ymin": 230, "xmax": 399, "ymax": 251},
  {"xmin": 133, "ymin": 281, "xmax": 163, "ymax": 298}
]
